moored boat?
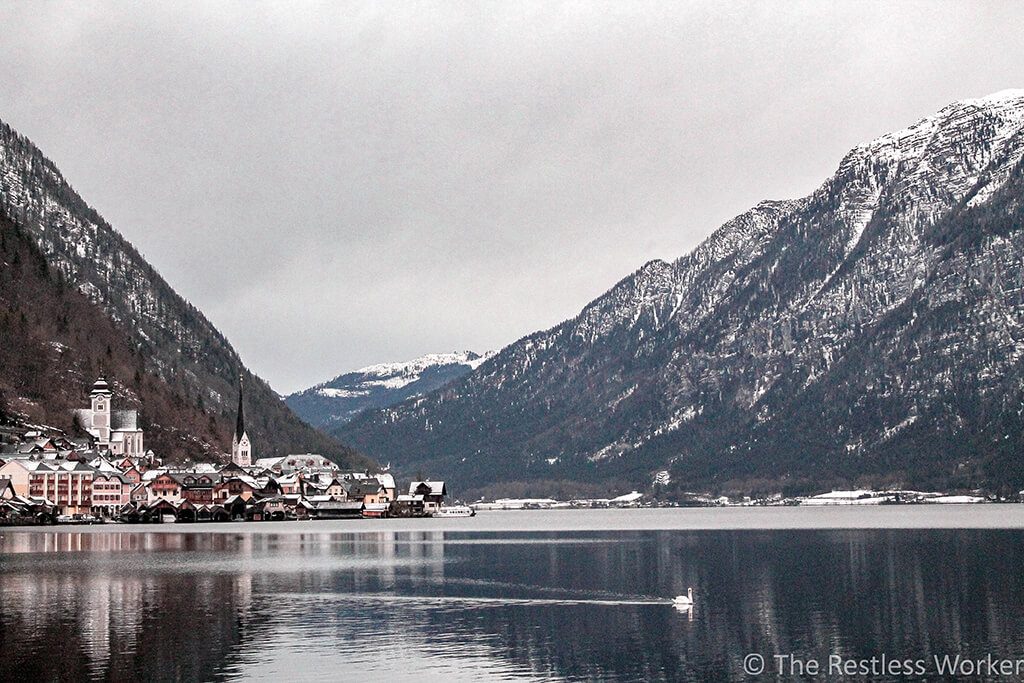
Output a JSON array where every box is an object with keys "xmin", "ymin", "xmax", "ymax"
[{"xmin": 433, "ymin": 504, "xmax": 475, "ymax": 518}]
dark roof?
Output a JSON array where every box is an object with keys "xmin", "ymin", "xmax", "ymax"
[
  {"xmin": 348, "ymin": 480, "xmax": 384, "ymax": 497},
  {"xmin": 90, "ymin": 376, "xmax": 112, "ymax": 396},
  {"xmin": 218, "ymin": 476, "xmax": 257, "ymax": 489},
  {"xmin": 93, "ymin": 471, "xmax": 131, "ymax": 484},
  {"xmin": 410, "ymin": 481, "xmax": 447, "ymax": 496},
  {"xmin": 169, "ymin": 472, "xmax": 218, "ymax": 487},
  {"xmin": 111, "ymin": 410, "xmax": 139, "ymax": 430}
]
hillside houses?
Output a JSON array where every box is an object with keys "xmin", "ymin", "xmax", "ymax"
[
  {"xmin": 0, "ymin": 376, "xmax": 446, "ymax": 525},
  {"xmin": 0, "ymin": 433, "xmax": 426, "ymax": 523},
  {"xmin": 0, "ymin": 441, "xmax": 411, "ymax": 523}
]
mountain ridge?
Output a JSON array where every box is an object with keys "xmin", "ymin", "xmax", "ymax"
[
  {"xmin": 0, "ymin": 118, "xmax": 372, "ymax": 468},
  {"xmin": 335, "ymin": 91, "xmax": 1024, "ymax": 496},
  {"xmin": 286, "ymin": 351, "xmax": 493, "ymax": 428}
]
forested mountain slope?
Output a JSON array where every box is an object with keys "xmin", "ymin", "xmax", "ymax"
[{"xmin": 0, "ymin": 119, "xmax": 372, "ymax": 468}]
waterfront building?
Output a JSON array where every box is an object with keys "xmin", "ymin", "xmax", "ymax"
[
  {"xmin": 119, "ymin": 465, "xmax": 142, "ymax": 486},
  {"xmin": 349, "ymin": 479, "xmax": 388, "ymax": 505},
  {"xmin": 376, "ymin": 472, "xmax": 397, "ymax": 500},
  {"xmin": 129, "ymin": 482, "xmax": 148, "ymax": 505},
  {"xmin": 408, "ymin": 481, "xmax": 447, "ymax": 514},
  {"xmin": 214, "ymin": 476, "xmax": 259, "ymax": 502},
  {"xmin": 275, "ymin": 472, "xmax": 302, "ymax": 495},
  {"xmin": 92, "ymin": 472, "xmax": 131, "ymax": 517},
  {"xmin": 147, "ymin": 472, "xmax": 183, "ymax": 505},
  {"xmin": 322, "ymin": 476, "xmax": 347, "ymax": 499},
  {"xmin": 0, "ymin": 459, "xmax": 95, "ymax": 515},
  {"xmin": 177, "ymin": 473, "xmax": 217, "ymax": 505},
  {"xmin": 391, "ymin": 494, "xmax": 426, "ymax": 517}
]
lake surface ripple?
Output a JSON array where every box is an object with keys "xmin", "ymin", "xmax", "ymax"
[{"xmin": 2, "ymin": 507, "xmax": 1023, "ymax": 681}]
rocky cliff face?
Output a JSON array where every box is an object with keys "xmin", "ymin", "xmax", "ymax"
[
  {"xmin": 0, "ymin": 119, "xmax": 371, "ymax": 468},
  {"xmin": 336, "ymin": 91, "xmax": 1024, "ymax": 494}
]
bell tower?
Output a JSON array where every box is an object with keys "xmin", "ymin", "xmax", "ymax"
[{"xmin": 89, "ymin": 376, "xmax": 112, "ymax": 445}]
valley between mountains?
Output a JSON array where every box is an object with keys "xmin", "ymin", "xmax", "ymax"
[{"xmin": 4, "ymin": 91, "xmax": 1024, "ymax": 500}]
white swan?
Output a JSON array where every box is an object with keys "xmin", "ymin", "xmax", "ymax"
[{"xmin": 673, "ymin": 587, "xmax": 694, "ymax": 606}]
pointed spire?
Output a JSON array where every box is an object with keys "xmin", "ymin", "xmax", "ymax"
[{"xmin": 235, "ymin": 376, "xmax": 246, "ymax": 440}]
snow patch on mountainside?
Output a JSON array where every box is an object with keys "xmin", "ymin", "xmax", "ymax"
[
  {"xmin": 355, "ymin": 351, "xmax": 495, "ymax": 378},
  {"xmin": 318, "ymin": 388, "xmax": 371, "ymax": 398},
  {"xmin": 347, "ymin": 351, "xmax": 496, "ymax": 391}
]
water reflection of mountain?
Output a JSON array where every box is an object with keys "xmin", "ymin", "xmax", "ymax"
[
  {"xmin": 455, "ymin": 529, "xmax": 1024, "ymax": 680},
  {"xmin": 1, "ymin": 528, "xmax": 1023, "ymax": 681}
]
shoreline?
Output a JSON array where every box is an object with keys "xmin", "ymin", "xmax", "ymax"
[{"xmin": 4, "ymin": 505, "xmax": 1024, "ymax": 535}]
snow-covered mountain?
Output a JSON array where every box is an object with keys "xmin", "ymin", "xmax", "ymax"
[
  {"xmin": 0, "ymin": 118, "xmax": 371, "ymax": 467},
  {"xmin": 336, "ymin": 90, "xmax": 1024, "ymax": 495},
  {"xmin": 287, "ymin": 351, "xmax": 494, "ymax": 428}
]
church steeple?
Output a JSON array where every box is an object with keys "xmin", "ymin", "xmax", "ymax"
[
  {"xmin": 235, "ymin": 377, "xmax": 246, "ymax": 440},
  {"xmin": 231, "ymin": 377, "xmax": 252, "ymax": 467}
]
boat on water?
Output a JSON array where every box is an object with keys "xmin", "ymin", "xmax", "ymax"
[
  {"xmin": 56, "ymin": 514, "xmax": 99, "ymax": 525},
  {"xmin": 433, "ymin": 504, "xmax": 476, "ymax": 518}
]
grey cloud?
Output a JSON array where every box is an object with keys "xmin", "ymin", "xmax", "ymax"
[{"xmin": 1, "ymin": 0, "xmax": 1022, "ymax": 392}]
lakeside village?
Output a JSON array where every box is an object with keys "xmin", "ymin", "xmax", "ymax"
[
  {"xmin": 0, "ymin": 377, "xmax": 1011, "ymax": 526},
  {"xmin": 0, "ymin": 377, "xmax": 465, "ymax": 526}
]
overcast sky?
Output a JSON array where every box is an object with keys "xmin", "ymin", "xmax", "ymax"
[{"xmin": 1, "ymin": 1, "xmax": 1022, "ymax": 393}]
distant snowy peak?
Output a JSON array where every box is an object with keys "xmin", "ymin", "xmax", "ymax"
[
  {"xmin": 286, "ymin": 351, "xmax": 496, "ymax": 428},
  {"xmin": 351, "ymin": 351, "xmax": 496, "ymax": 387}
]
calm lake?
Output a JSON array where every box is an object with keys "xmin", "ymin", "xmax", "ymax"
[{"xmin": 3, "ymin": 507, "xmax": 1024, "ymax": 681}]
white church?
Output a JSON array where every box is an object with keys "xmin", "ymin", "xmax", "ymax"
[
  {"xmin": 231, "ymin": 378, "xmax": 253, "ymax": 467},
  {"xmin": 74, "ymin": 376, "xmax": 145, "ymax": 456}
]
